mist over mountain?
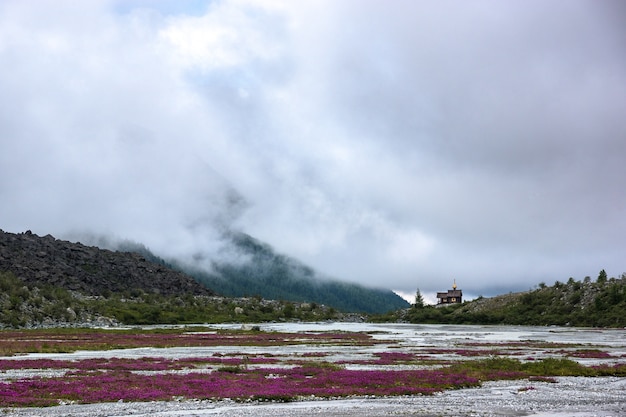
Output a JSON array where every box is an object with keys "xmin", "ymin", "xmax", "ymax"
[
  {"xmin": 182, "ymin": 231, "xmax": 410, "ymax": 314},
  {"xmin": 20, "ymin": 228, "xmax": 408, "ymax": 314}
]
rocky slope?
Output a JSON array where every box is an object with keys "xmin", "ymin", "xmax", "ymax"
[{"xmin": 0, "ymin": 230, "xmax": 212, "ymax": 297}]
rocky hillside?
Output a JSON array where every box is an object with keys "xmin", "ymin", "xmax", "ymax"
[{"xmin": 0, "ymin": 230, "xmax": 212, "ymax": 297}]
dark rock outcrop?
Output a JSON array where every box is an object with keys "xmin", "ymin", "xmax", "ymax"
[{"xmin": 0, "ymin": 229, "xmax": 213, "ymax": 297}]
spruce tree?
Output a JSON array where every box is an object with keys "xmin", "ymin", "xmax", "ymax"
[{"xmin": 413, "ymin": 289, "xmax": 425, "ymax": 308}]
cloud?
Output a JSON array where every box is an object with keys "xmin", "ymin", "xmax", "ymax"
[{"xmin": 1, "ymin": 0, "xmax": 625, "ymax": 301}]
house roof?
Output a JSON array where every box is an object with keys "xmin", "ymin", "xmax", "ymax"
[{"xmin": 437, "ymin": 289, "xmax": 462, "ymax": 298}]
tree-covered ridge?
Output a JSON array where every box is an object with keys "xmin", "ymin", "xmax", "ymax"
[
  {"xmin": 112, "ymin": 232, "xmax": 409, "ymax": 314},
  {"xmin": 78, "ymin": 231, "xmax": 409, "ymax": 314},
  {"xmin": 397, "ymin": 270, "xmax": 626, "ymax": 327},
  {"xmin": 183, "ymin": 232, "xmax": 410, "ymax": 314},
  {"xmin": 0, "ymin": 271, "xmax": 344, "ymax": 328}
]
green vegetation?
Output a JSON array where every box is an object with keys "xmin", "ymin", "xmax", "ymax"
[
  {"xmin": 91, "ymin": 293, "xmax": 340, "ymax": 325},
  {"xmin": 4, "ymin": 262, "xmax": 626, "ymax": 328},
  {"xmin": 377, "ymin": 270, "xmax": 626, "ymax": 327},
  {"xmin": 457, "ymin": 357, "xmax": 626, "ymax": 378},
  {"xmin": 0, "ymin": 271, "xmax": 341, "ymax": 328},
  {"xmin": 0, "ymin": 271, "xmax": 82, "ymax": 328}
]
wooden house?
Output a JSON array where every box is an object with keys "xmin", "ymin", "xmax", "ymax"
[{"xmin": 436, "ymin": 280, "xmax": 462, "ymax": 305}]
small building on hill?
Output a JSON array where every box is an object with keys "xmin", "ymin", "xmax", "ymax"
[{"xmin": 437, "ymin": 280, "xmax": 462, "ymax": 305}]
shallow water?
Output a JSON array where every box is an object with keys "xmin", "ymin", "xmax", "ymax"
[
  {"xmin": 8, "ymin": 322, "xmax": 626, "ymax": 367},
  {"xmin": 217, "ymin": 322, "xmax": 626, "ymax": 365}
]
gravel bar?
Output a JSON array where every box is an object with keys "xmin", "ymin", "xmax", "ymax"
[{"xmin": 4, "ymin": 376, "xmax": 625, "ymax": 417}]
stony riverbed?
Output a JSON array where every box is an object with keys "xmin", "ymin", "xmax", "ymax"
[{"xmin": 2, "ymin": 323, "xmax": 625, "ymax": 416}]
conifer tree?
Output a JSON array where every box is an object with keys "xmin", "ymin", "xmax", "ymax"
[{"xmin": 413, "ymin": 289, "xmax": 425, "ymax": 308}]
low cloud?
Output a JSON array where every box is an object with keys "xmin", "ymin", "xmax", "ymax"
[{"xmin": 1, "ymin": 0, "xmax": 625, "ymax": 301}]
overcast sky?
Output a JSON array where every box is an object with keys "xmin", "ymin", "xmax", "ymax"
[{"xmin": 1, "ymin": 0, "xmax": 625, "ymax": 303}]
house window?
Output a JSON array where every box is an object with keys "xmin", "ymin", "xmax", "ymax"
[{"xmin": 451, "ymin": 298, "xmax": 456, "ymax": 302}]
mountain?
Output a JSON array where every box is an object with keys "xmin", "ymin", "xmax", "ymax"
[
  {"xmin": 115, "ymin": 231, "xmax": 409, "ymax": 314},
  {"xmin": 0, "ymin": 228, "xmax": 409, "ymax": 315},
  {"xmin": 0, "ymin": 229, "xmax": 212, "ymax": 297},
  {"xmin": 181, "ymin": 231, "xmax": 409, "ymax": 314}
]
